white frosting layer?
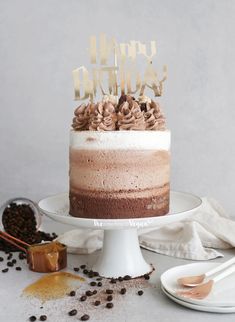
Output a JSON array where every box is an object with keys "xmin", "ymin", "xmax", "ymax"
[{"xmin": 70, "ymin": 130, "xmax": 171, "ymax": 150}]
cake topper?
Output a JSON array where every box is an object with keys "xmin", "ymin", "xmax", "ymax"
[{"xmin": 73, "ymin": 34, "xmax": 167, "ymax": 101}]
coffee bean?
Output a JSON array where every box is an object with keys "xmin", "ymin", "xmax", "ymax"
[
  {"xmin": 144, "ymin": 274, "xmax": 150, "ymax": 280},
  {"xmin": 83, "ymin": 269, "xmax": 88, "ymax": 275},
  {"xmin": 7, "ymin": 261, "xmax": 13, "ymax": 267},
  {"xmin": 97, "ymin": 282, "xmax": 102, "ymax": 287},
  {"xmin": 90, "ymin": 281, "xmax": 96, "ymax": 286},
  {"xmin": 94, "ymin": 300, "xmax": 101, "ymax": 306},
  {"xmin": 123, "ymin": 275, "xmax": 131, "ymax": 280},
  {"xmin": 137, "ymin": 290, "xmax": 144, "ymax": 296},
  {"xmin": 2, "ymin": 268, "xmax": 8, "ymax": 273},
  {"xmin": 110, "ymin": 278, "xmax": 116, "ymax": 284},
  {"xmin": 39, "ymin": 315, "xmax": 47, "ymax": 321},
  {"xmin": 29, "ymin": 316, "xmax": 37, "ymax": 321},
  {"xmin": 80, "ymin": 264, "xmax": 86, "ymax": 269},
  {"xmin": 73, "ymin": 267, "xmax": 79, "ymax": 272},
  {"xmin": 69, "ymin": 290, "xmax": 76, "ymax": 296},
  {"xmin": 7, "ymin": 254, "xmax": 13, "ymax": 260},
  {"xmin": 118, "ymin": 276, "xmax": 123, "ymax": 282},
  {"xmin": 80, "ymin": 314, "xmax": 90, "ymax": 321},
  {"xmin": 85, "ymin": 290, "xmax": 93, "ymax": 297},
  {"xmin": 80, "ymin": 295, "xmax": 87, "ymax": 302},
  {"xmin": 120, "ymin": 288, "xmax": 126, "ymax": 295},
  {"xmin": 19, "ymin": 252, "xmax": 26, "ymax": 260},
  {"xmin": 68, "ymin": 309, "xmax": 77, "ymax": 316},
  {"xmin": 106, "ymin": 302, "xmax": 114, "ymax": 309},
  {"xmin": 92, "ymin": 290, "xmax": 97, "ymax": 295},
  {"xmin": 16, "ymin": 266, "xmax": 22, "ymax": 271},
  {"xmin": 88, "ymin": 272, "xmax": 94, "ymax": 278},
  {"xmin": 106, "ymin": 295, "xmax": 113, "ymax": 301},
  {"xmin": 105, "ymin": 289, "xmax": 113, "ymax": 294},
  {"xmin": 0, "ymin": 257, "xmax": 3, "ymax": 262}
]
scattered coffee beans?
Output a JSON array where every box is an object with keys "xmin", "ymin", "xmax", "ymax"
[
  {"xmin": 120, "ymin": 288, "xmax": 126, "ymax": 295},
  {"xmin": 73, "ymin": 267, "xmax": 79, "ymax": 272},
  {"xmin": 29, "ymin": 316, "xmax": 37, "ymax": 322},
  {"xmin": 85, "ymin": 290, "xmax": 93, "ymax": 297},
  {"xmin": 94, "ymin": 300, "xmax": 101, "ymax": 306},
  {"xmin": 2, "ymin": 268, "xmax": 8, "ymax": 273},
  {"xmin": 105, "ymin": 289, "xmax": 113, "ymax": 294},
  {"xmin": 106, "ymin": 295, "xmax": 113, "ymax": 301},
  {"xmin": 68, "ymin": 309, "xmax": 77, "ymax": 316},
  {"xmin": 69, "ymin": 290, "xmax": 76, "ymax": 296},
  {"xmin": 137, "ymin": 290, "xmax": 144, "ymax": 296},
  {"xmin": 106, "ymin": 302, "xmax": 114, "ymax": 309},
  {"xmin": 80, "ymin": 295, "xmax": 87, "ymax": 302},
  {"xmin": 39, "ymin": 315, "xmax": 47, "ymax": 321},
  {"xmin": 90, "ymin": 281, "xmax": 96, "ymax": 286},
  {"xmin": 15, "ymin": 266, "xmax": 22, "ymax": 271},
  {"xmin": 80, "ymin": 314, "xmax": 90, "ymax": 321},
  {"xmin": 97, "ymin": 282, "xmax": 102, "ymax": 287}
]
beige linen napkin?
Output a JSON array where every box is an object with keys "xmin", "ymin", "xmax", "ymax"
[{"xmin": 57, "ymin": 197, "xmax": 235, "ymax": 260}]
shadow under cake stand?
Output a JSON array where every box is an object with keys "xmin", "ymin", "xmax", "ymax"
[{"xmin": 38, "ymin": 191, "xmax": 202, "ymax": 278}]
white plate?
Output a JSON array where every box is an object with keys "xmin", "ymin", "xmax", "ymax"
[
  {"xmin": 38, "ymin": 191, "xmax": 202, "ymax": 230},
  {"xmin": 161, "ymin": 286, "xmax": 235, "ymax": 313},
  {"xmin": 161, "ymin": 262, "xmax": 235, "ymax": 307}
]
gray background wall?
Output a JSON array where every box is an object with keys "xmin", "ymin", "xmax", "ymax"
[{"xmin": 0, "ymin": 0, "xmax": 235, "ymax": 215}]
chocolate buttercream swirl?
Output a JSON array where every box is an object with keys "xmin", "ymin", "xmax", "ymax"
[
  {"xmin": 89, "ymin": 101, "xmax": 117, "ymax": 131},
  {"xmin": 117, "ymin": 96, "xmax": 145, "ymax": 130},
  {"xmin": 143, "ymin": 100, "xmax": 166, "ymax": 130},
  {"xmin": 72, "ymin": 103, "xmax": 95, "ymax": 131}
]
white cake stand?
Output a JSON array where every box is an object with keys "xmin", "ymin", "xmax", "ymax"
[{"xmin": 38, "ymin": 191, "xmax": 202, "ymax": 278}]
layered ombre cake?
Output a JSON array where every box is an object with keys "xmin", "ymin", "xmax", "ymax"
[
  {"xmin": 69, "ymin": 130, "xmax": 170, "ymax": 219},
  {"xmin": 69, "ymin": 95, "xmax": 171, "ymax": 219}
]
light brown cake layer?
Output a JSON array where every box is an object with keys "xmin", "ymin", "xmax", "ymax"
[
  {"xmin": 69, "ymin": 184, "xmax": 169, "ymax": 219},
  {"xmin": 69, "ymin": 148, "xmax": 170, "ymax": 219}
]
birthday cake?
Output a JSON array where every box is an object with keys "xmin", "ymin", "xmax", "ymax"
[{"xmin": 69, "ymin": 35, "xmax": 170, "ymax": 219}]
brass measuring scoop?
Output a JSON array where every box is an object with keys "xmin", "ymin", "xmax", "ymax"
[{"xmin": 0, "ymin": 230, "xmax": 67, "ymax": 273}]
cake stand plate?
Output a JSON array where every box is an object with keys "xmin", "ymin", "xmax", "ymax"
[{"xmin": 38, "ymin": 191, "xmax": 202, "ymax": 278}]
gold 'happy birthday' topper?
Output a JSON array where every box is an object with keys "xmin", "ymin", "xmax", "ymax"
[{"xmin": 72, "ymin": 34, "xmax": 167, "ymax": 101}]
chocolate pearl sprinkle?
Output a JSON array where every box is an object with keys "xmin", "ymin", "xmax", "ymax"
[
  {"xmin": 118, "ymin": 276, "xmax": 123, "ymax": 282},
  {"xmin": 97, "ymin": 282, "xmax": 102, "ymax": 287},
  {"xmin": 137, "ymin": 290, "xmax": 144, "ymax": 296},
  {"xmin": 39, "ymin": 315, "xmax": 47, "ymax": 321},
  {"xmin": 68, "ymin": 309, "xmax": 77, "ymax": 316},
  {"xmin": 2, "ymin": 268, "xmax": 8, "ymax": 273},
  {"xmin": 80, "ymin": 314, "xmax": 90, "ymax": 321},
  {"xmin": 7, "ymin": 261, "xmax": 13, "ymax": 267},
  {"xmin": 106, "ymin": 302, "xmax": 114, "ymax": 309},
  {"xmin": 12, "ymin": 259, "xmax": 17, "ymax": 264},
  {"xmin": 105, "ymin": 289, "xmax": 113, "ymax": 294},
  {"xmin": 80, "ymin": 264, "xmax": 86, "ymax": 269},
  {"xmin": 29, "ymin": 316, "xmax": 36, "ymax": 321},
  {"xmin": 15, "ymin": 266, "xmax": 22, "ymax": 271},
  {"xmin": 83, "ymin": 269, "xmax": 88, "ymax": 275}
]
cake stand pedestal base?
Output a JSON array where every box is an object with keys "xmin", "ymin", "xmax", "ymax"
[
  {"xmin": 92, "ymin": 229, "xmax": 151, "ymax": 278},
  {"xmin": 38, "ymin": 191, "xmax": 202, "ymax": 278}
]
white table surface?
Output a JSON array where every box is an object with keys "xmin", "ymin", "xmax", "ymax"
[{"xmin": 1, "ymin": 216, "xmax": 235, "ymax": 322}]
